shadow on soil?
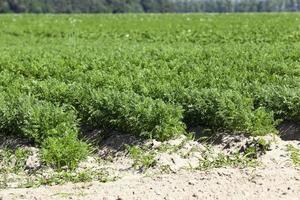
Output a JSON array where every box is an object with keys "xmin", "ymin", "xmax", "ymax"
[
  {"xmin": 80, "ymin": 127, "xmax": 142, "ymax": 158},
  {"xmin": 0, "ymin": 134, "xmax": 33, "ymax": 150},
  {"xmin": 278, "ymin": 121, "xmax": 300, "ymax": 141}
]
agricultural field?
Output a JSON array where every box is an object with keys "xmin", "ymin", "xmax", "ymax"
[{"xmin": 0, "ymin": 13, "xmax": 300, "ymax": 199}]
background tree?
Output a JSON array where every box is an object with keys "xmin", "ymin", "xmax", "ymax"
[{"xmin": 1, "ymin": 0, "xmax": 300, "ymax": 13}]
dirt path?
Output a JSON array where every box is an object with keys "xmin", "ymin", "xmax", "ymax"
[{"xmin": 1, "ymin": 165, "xmax": 299, "ymax": 200}]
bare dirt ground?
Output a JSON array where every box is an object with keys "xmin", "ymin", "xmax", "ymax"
[
  {"xmin": 0, "ymin": 128, "xmax": 299, "ymax": 200},
  {"xmin": 0, "ymin": 166, "xmax": 299, "ymax": 200}
]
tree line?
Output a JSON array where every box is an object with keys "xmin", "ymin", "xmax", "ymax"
[{"xmin": 0, "ymin": 0, "xmax": 300, "ymax": 13}]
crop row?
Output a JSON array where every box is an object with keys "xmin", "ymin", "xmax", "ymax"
[{"xmin": 0, "ymin": 14, "xmax": 299, "ymax": 168}]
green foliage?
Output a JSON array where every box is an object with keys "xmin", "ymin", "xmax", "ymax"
[
  {"xmin": 21, "ymin": 169, "xmax": 112, "ymax": 188},
  {"xmin": 243, "ymin": 138, "xmax": 271, "ymax": 159},
  {"xmin": 88, "ymin": 90, "xmax": 185, "ymax": 140},
  {"xmin": 0, "ymin": 148, "xmax": 31, "ymax": 173},
  {"xmin": 287, "ymin": 145, "xmax": 300, "ymax": 166},
  {"xmin": 198, "ymin": 153, "xmax": 258, "ymax": 170},
  {"xmin": 0, "ymin": 94, "xmax": 80, "ymax": 143},
  {"xmin": 19, "ymin": 99, "xmax": 79, "ymax": 144},
  {"xmin": 198, "ymin": 137, "xmax": 272, "ymax": 170},
  {"xmin": 35, "ymin": 170, "xmax": 109, "ymax": 186},
  {"xmin": 41, "ymin": 133, "xmax": 89, "ymax": 170},
  {"xmin": 127, "ymin": 145, "xmax": 157, "ymax": 170},
  {"xmin": 0, "ymin": 13, "xmax": 300, "ymax": 169},
  {"xmin": 0, "ymin": 95, "xmax": 85, "ymax": 169},
  {"xmin": 183, "ymin": 89, "xmax": 277, "ymax": 135}
]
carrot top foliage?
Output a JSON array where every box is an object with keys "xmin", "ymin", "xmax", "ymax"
[{"xmin": 0, "ymin": 14, "xmax": 299, "ymax": 168}]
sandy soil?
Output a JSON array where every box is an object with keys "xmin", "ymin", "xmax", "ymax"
[
  {"xmin": 0, "ymin": 166, "xmax": 299, "ymax": 200},
  {"xmin": 1, "ymin": 133, "xmax": 300, "ymax": 200},
  {"xmin": 1, "ymin": 123, "xmax": 300, "ymax": 200}
]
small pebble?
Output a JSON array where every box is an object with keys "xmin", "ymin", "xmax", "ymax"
[{"xmin": 188, "ymin": 181, "xmax": 195, "ymax": 185}]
